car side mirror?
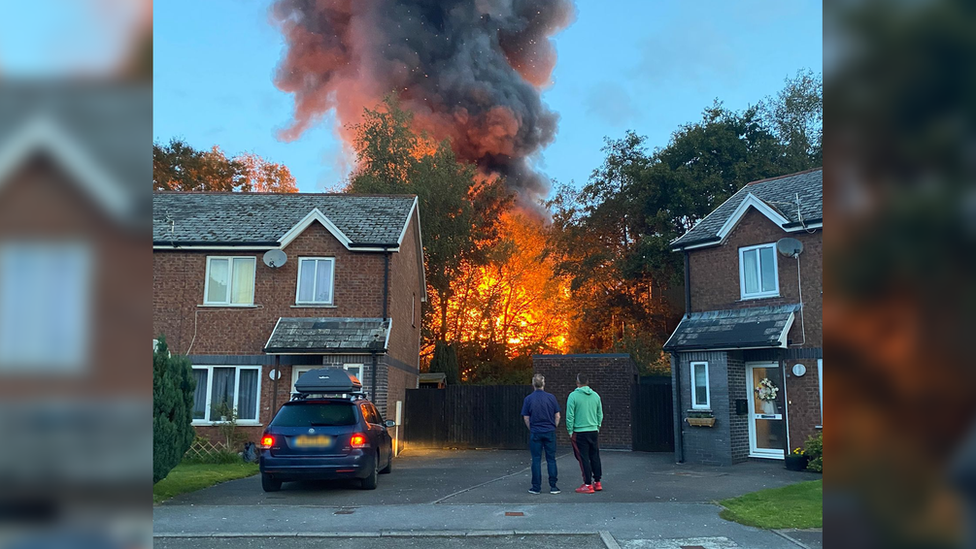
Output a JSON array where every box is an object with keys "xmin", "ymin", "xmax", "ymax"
[{"xmin": 384, "ymin": 420, "xmax": 396, "ymax": 428}]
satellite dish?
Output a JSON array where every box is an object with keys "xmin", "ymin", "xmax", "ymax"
[
  {"xmin": 263, "ymin": 249, "xmax": 287, "ymax": 268},
  {"xmin": 776, "ymin": 237, "xmax": 804, "ymax": 258}
]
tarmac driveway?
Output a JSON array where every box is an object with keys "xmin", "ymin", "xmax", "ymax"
[{"xmin": 160, "ymin": 448, "xmax": 815, "ymax": 507}]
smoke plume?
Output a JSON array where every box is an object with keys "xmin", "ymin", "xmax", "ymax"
[{"xmin": 271, "ymin": 0, "xmax": 576, "ymax": 204}]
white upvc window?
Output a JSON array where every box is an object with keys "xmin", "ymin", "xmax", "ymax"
[
  {"xmin": 739, "ymin": 243, "xmax": 779, "ymax": 299},
  {"xmin": 204, "ymin": 257, "xmax": 256, "ymax": 306},
  {"xmin": 0, "ymin": 242, "xmax": 91, "ymax": 372},
  {"xmin": 818, "ymin": 359, "xmax": 823, "ymax": 426},
  {"xmin": 296, "ymin": 257, "xmax": 335, "ymax": 305},
  {"xmin": 191, "ymin": 365, "xmax": 262, "ymax": 424},
  {"xmin": 690, "ymin": 361, "xmax": 710, "ymax": 410},
  {"xmin": 344, "ymin": 363, "xmax": 364, "ymax": 383}
]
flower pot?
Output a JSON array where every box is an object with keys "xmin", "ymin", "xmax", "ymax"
[
  {"xmin": 686, "ymin": 417, "xmax": 716, "ymax": 427},
  {"xmin": 785, "ymin": 454, "xmax": 809, "ymax": 471}
]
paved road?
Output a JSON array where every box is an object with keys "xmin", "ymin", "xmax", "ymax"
[
  {"xmin": 154, "ymin": 449, "xmax": 822, "ymax": 548},
  {"xmin": 155, "ymin": 534, "xmax": 606, "ymax": 549}
]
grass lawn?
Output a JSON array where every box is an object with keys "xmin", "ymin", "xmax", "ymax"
[
  {"xmin": 719, "ymin": 480, "xmax": 822, "ymax": 530},
  {"xmin": 154, "ymin": 462, "xmax": 259, "ymax": 504}
]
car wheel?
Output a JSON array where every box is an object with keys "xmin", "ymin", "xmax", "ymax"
[
  {"xmin": 262, "ymin": 473, "xmax": 282, "ymax": 493},
  {"xmin": 361, "ymin": 452, "xmax": 379, "ymax": 490},
  {"xmin": 379, "ymin": 447, "xmax": 392, "ymax": 474}
]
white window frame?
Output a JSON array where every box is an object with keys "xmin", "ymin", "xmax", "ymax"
[
  {"xmin": 818, "ymin": 359, "xmax": 823, "ymax": 426},
  {"xmin": 191, "ymin": 365, "xmax": 262, "ymax": 425},
  {"xmin": 738, "ymin": 243, "xmax": 779, "ymax": 300},
  {"xmin": 690, "ymin": 361, "xmax": 710, "ymax": 410},
  {"xmin": 203, "ymin": 256, "xmax": 256, "ymax": 306},
  {"xmin": 344, "ymin": 363, "xmax": 365, "ymax": 384},
  {"xmin": 295, "ymin": 257, "xmax": 336, "ymax": 305}
]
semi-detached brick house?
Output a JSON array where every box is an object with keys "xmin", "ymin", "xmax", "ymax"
[
  {"xmin": 152, "ymin": 192, "xmax": 425, "ymax": 446},
  {"xmin": 664, "ymin": 168, "xmax": 823, "ymax": 466}
]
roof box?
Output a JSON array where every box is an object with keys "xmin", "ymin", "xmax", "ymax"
[{"xmin": 294, "ymin": 368, "xmax": 363, "ymax": 394}]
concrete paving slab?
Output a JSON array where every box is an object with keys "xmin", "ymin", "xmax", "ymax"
[{"xmin": 774, "ymin": 529, "xmax": 822, "ymax": 548}]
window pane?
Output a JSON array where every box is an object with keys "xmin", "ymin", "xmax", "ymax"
[
  {"xmin": 271, "ymin": 403, "xmax": 357, "ymax": 427},
  {"xmin": 314, "ymin": 260, "xmax": 333, "ymax": 303},
  {"xmin": 760, "ymin": 246, "xmax": 776, "ymax": 292},
  {"xmin": 298, "ymin": 260, "xmax": 315, "ymax": 302},
  {"xmin": 742, "ymin": 250, "xmax": 759, "ymax": 295},
  {"xmin": 211, "ymin": 367, "xmax": 235, "ymax": 419},
  {"xmin": 231, "ymin": 258, "xmax": 255, "ymax": 304},
  {"xmin": 694, "ymin": 364, "xmax": 708, "ymax": 406},
  {"xmin": 192, "ymin": 369, "xmax": 209, "ymax": 420},
  {"xmin": 237, "ymin": 369, "xmax": 258, "ymax": 420},
  {"xmin": 208, "ymin": 259, "xmax": 229, "ymax": 303}
]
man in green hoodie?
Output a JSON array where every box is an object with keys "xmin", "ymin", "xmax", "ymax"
[{"xmin": 566, "ymin": 372, "xmax": 604, "ymax": 493}]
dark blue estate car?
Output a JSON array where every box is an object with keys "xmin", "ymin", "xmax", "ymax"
[{"xmin": 258, "ymin": 372, "xmax": 395, "ymax": 492}]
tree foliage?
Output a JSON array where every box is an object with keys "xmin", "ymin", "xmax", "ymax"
[
  {"xmin": 760, "ymin": 69, "xmax": 823, "ymax": 170},
  {"xmin": 153, "ymin": 336, "xmax": 197, "ymax": 484},
  {"xmin": 428, "ymin": 340, "xmax": 460, "ymax": 385},
  {"xmin": 153, "ymin": 138, "xmax": 298, "ymax": 193}
]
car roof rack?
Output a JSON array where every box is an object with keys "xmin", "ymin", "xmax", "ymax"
[
  {"xmin": 290, "ymin": 391, "xmax": 368, "ymax": 402},
  {"xmin": 291, "ymin": 368, "xmax": 367, "ymax": 402}
]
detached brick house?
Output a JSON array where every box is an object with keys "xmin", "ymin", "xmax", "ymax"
[
  {"xmin": 664, "ymin": 168, "xmax": 822, "ymax": 465},
  {"xmin": 152, "ymin": 193, "xmax": 425, "ymax": 445}
]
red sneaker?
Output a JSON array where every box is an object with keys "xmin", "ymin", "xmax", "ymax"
[
  {"xmin": 594, "ymin": 481, "xmax": 603, "ymax": 491},
  {"xmin": 575, "ymin": 484, "xmax": 595, "ymax": 494}
]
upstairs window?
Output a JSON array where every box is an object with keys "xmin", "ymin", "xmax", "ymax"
[
  {"xmin": 205, "ymin": 257, "xmax": 255, "ymax": 305},
  {"xmin": 296, "ymin": 258, "xmax": 335, "ymax": 305},
  {"xmin": 739, "ymin": 243, "xmax": 778, "ymax": 299}
]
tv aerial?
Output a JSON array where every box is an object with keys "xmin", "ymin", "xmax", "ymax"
[
  {"xmin": 776, "ymin": 237, "xmax": 803, "ymax": 258},
  {"xmin": 263, "ymin": 249, "xmax": 288, "ymax": 268}
]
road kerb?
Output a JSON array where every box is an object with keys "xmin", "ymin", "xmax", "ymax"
[{"xmin": 599, "ymin": 530, "xmax": 622, "ymax": 549}]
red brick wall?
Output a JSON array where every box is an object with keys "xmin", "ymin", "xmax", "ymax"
[
  {"xmin": 785, "ymin": 358, "xmax": 822, "ymax": 450},
  {"xmin": 533, "ymin": 354, "xmax": 640, "ymax": 450},
  {"xmin": 688, "ymin": 207, "xmax": 823, "ymax": 347},
  {"xmin": 386, "ymin": 210, "xmax": 422, "ymax": 371}
]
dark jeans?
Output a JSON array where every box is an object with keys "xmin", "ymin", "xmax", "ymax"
[
  {"xmin": 571, "ymin": 431, "xmax": 602, "ymax": 485},
  {"xmin": 529, "ymin": 430, "xmax": 558, "ymax": 491}
]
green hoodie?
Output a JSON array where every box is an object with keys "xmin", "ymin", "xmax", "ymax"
[{"xmin": 566, "ymin": 386, "xmax": 603, "ymax": 435}]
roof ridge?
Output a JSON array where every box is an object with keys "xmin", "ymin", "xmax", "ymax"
[
  {"xmin": 153, "ymin": 191, "xmax": 417, "ymax": 198},
  {"xmin": 745, "ymin": 167, "xmax": 822, "ymax": 187}
]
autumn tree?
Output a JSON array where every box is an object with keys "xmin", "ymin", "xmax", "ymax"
[{"xmin": 153, "ymin": 138, "xmax": 297, "ymax": 193}]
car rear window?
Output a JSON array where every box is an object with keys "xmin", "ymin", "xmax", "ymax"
[{"xmin": 271, "ymin": 403, "xmax": 357, "ymax": 427}]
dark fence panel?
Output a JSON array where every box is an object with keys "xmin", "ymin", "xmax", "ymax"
[
  {"xmin": 632, "ymin": 382, "xmax": 675, "ymax": 452},
  {"xmin": 404, "ymin": 385, "xmax": 533, "ymax": 450}
]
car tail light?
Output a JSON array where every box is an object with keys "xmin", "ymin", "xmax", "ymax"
[
  {"xmin": 349, "ymin": 434, "xmax": 367, "ymax": 448},
  {"xmin": 260, "ymin": 435, "xmax": 274, "ymax": 449}
]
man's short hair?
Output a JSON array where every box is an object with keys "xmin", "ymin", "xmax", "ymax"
[
  {"xmin": 576, "ymin": 372, "xmax": 589, "ymax": 385},
  {"xmin": 532, "ymin": 374, "xmax": 545, "ymax": 389}
]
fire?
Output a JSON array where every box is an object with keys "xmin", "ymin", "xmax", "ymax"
[{"xmin": 431, "ymin": 210, "xmax": 572, "ymax": 358}]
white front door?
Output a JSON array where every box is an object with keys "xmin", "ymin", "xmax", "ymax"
[{"xmin": 746, "ymin": 362, "xmax": 787, "ymax": 459}]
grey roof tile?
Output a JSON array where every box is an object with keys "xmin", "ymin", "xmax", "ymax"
[
  {"xmin": 264, "ymin": 318, "xmax": 390, "ymax": 353},
  {"xmin": 153, "ymin": 193, "xmax": 416, "ymax": 247},
  {"xmin": 663, "ymin": 304, "xmax": 800, "ymax": 352},
  {"xmin": 671, "ymin": 169, "xmax": 822, "ymax": 249}
]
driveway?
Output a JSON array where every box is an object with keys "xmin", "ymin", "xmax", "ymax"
[{"xmin": 154, "ymin": 448, "xmax": 821, "ymax": 548}]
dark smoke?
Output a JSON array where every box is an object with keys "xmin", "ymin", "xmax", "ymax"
[{"xmin": 271, "ymin": 0, "xmax": 576, "ymax": 204}]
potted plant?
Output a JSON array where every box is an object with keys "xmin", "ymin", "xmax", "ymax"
[
  {"xmin": 785, "ymin": 447, "xmax": 808, "ymax": 471},
  {"xmin": 686, "ymin": 410, "xmax": 716, "ymax": 427}
]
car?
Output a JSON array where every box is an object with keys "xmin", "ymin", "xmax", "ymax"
[{"xmin": 258, "ymin": 368, "xmax": 395, "ymax": 492}]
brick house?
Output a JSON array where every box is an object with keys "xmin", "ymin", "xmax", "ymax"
[
  {"xmin": 664, "ymin": 168, "xmax": 822, "ymax": 465},
  {"xmin": 152, "ymin": 192, "xmax": 425, "ymax": 446}
]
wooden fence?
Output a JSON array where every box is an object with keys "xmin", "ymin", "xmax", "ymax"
[{"xmin": 403, "ymin": 385, "xmax": 533, "ymax": 450}]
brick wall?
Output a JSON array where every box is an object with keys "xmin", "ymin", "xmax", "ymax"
[
  {"xmin": 687, "ymin": 207, "xmax": 822, "ymax": 348},
  {"xmin": 727, "ymin": 353, "xmax": 749, "ymax": 463},
  {"xmin": 785, "ymin": 358, "xmax": 822, "ymax": 450},
  {"xmin": 675, "ymin": 351, "xmax": 735, "ymax": 466},
  {"xmin": 386, "ymin": 210, "xmax": 422, "ymax": 372},
  {"xmin": 532, "ymin": 354, "xmax": 639, "ymax": 450}
]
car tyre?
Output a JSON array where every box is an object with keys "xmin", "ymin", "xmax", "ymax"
[
  {"xmin": 262, "ymin": 473, "xmax": 282, "ymax": 493},
  {"xmin": 361, "ymin": 452, "xmax": 379, "ymax": 490},
  {"xmin": 379, "ymin": 447, "xmax": 392, "ymax": 474}
]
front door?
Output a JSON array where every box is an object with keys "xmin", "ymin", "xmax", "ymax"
[{"xmin": 745, "ymin": 362, "xmax": 786, "ymax": 459}]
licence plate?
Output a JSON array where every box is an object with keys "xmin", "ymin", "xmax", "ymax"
[{"xmin": 294, "ymin": 435, "xmax": 332, "ymax": 447}]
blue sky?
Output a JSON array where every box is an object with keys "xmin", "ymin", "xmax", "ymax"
[{"xmin": 153, "ymin": 0, "xmax": 822, "ymax": 195}]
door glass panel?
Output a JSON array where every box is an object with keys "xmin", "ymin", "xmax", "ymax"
[{"xmin": 750, "ymin": 365, "xmax": 786, "ymax": 454}]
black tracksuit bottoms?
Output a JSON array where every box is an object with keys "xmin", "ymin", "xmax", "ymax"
[{"xmin": 572, "ymin": 430, "xmax": 602, "ymax": 485}]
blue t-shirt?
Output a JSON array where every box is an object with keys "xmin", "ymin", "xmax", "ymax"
[{"xmin": 521, "ymin": 390, "xmax": 561, "ymax": 433}]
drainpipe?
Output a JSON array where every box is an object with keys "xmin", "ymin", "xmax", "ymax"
[
  {"xmin": 375, "ymin": 248, "xmax": 391, "ymax": 408},
  {"xmin": 371, "ymin": 351, "xmax": 378, "ymax": 405},
  {"xmin": 672, "ymin": 354, "xmax": 683, "ymax": 463},
  {"xmin": 683, "ymin": 251, "xmax": 691, "ymax": 314}
]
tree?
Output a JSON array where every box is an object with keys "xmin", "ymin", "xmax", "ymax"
[
  {"xmin": 761, "ymin": 70, "xmax": 823, "ymax": 170},
  {"xmin": 428, "ymin": 340, "xmax": 460, "ymax": 385},
  {"xmin": 346, "ymin": 96, "xmax": 512, "ymax": 346},
  {"xmin": 153, "ymin": 138, "xmax": 298, "ymax": 193},
  {"xmin": 153, "ymin": 336, "xmax": 197, "ymax": 484}
]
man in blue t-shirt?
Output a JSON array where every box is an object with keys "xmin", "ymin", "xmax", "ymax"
[{"xmin": 520, "ymin": 373, "xmax": 561, "ymax": 494}]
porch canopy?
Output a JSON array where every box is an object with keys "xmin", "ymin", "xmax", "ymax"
[
  {"xmin": 263, "ymin": 317, "xmax": 390, "ymax": 354},
  {"xmin": 663, "ymin": 304, "xmax": 799, "ymax": 352}
]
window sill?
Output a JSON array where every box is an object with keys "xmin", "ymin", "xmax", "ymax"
[
  {"xmin": 688, "ymin": 408, "xmax": 712, "ymax": 413},
  {"xmin": 192, "ymin": 421, "xmax": 264, "ymax": 427},
  {"xmin": 739, "ymin": 293, "xmax": 780, "ymax": 301},
  {"xmin": 291, "ymin": 304, "xmax": 337, "ymax": 308},
  {"xmin": 198, "ymin": 304, "xmax": 258, "ymax": 308},
  {"xmin": 815, "ymin": 425, "xmax": 823, "ymax": 430}
]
